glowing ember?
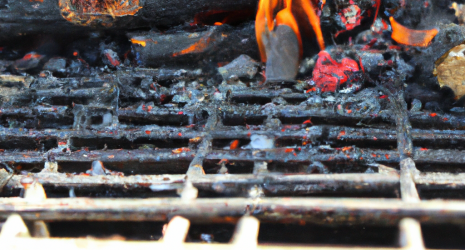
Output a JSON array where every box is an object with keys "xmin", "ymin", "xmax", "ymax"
[
  {"xmin": 229, "ymin": 140, "xmax": 240, "ymax": 149},
  {"xmin": 389, "ymin": 17, "xmax": 438, "ymax": 47},
  {"xmin": 130, "ymin": 38, "xmax": 146, "ymax": 47},
  {"xmin": 311, "ymin": 51, "xmax": 359, "ymax": 92},
  {"xmin": 172, "ymin": 35, "xmax": 212, "ymax": 57},
  {"xmin": 340, "ymin": 5, "xmax": 361, "ymax": 31}
]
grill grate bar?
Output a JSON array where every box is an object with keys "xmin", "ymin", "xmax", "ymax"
[
  {"xmin": 5, "ymin": 170, "xmax": 463, "ymax": 195},
  {"xmin": 399, "ymin": 218, "xmax": 425, "ymax": 250},
  {"xmin": 1, "ymin": 197, "xmax": 465, "ymax": 225},
  {"xmin": 3, "ymin": 172, "xmax": 400, "ymax": 197},
  {"xmin": 399, "ymin": 159, "xmax": 420, "ymax": 202}
]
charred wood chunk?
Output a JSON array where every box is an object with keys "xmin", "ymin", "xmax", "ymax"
[
  {"xmin": 128, "ymin": 22, "xmax": 258, "ymax": 68},
  {"xmin": 217, "ymin": 54, "xmax": 259, "ymax": 81}
]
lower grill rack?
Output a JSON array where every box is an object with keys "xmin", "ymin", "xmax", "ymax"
[{"xmin": 0, "ymin": 213, "xmax": 429, "ymax": 249}]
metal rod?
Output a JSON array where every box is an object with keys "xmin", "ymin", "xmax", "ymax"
[{"xmin": 0, "ymin": 197, "xmax": 464, "ymax": 225}]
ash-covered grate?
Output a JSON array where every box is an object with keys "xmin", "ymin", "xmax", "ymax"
[{"xmin": 1, "ymin": 0, "xmax": 465, "ymax": 249}]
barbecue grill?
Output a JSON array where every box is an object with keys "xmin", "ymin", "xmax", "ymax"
[{"xmin": 1, "ymin": 0, "xmax": 465, "ymax": 249}]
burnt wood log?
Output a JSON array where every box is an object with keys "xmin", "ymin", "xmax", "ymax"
[
  {"xmin": 128, "ymin": 22, "xmax": 259, "ymax": 67},
  {"xmin": 0, "ymin": 0, "xmax": 257, "ymax": 39}
]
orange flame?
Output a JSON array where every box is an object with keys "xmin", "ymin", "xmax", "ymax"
[
  {"xmin": 265, "ymin": 0, "xmax": 279, "ymax": 31},
  {"xmin": 130, "ymin": 38, "xmax": 146, "ymax": 47},
  {"xmin": 389, "ymin": 17, "xmax": 438, "ymax": 47},
  {"xmin": 255, "ymin": 0, "xmax": 325, "ymax": 62},
  {"xmin": 256, "ymin": 0, "xmax": 269, "ymax": 62},
  {"xmin": 276, "ymin": 0, "xmax": 302, "ymax": 58},
  {"xmin": 298, "ymin": 0, "xmax": 324, "ymax": 50}
]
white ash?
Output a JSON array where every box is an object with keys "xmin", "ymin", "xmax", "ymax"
[{"xmin": 243, "ymin": 135, "xmax": 275, "ymax": 149}]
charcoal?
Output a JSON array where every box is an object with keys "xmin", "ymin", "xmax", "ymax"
[
  {"xmin": 321, "ymin": 0, "xmax": 381, "ymax": 43},
  {"xmin": 128, "ymin": 22, "xmax": 258, "ymax": 68},
  {"xmin": 0, "ymin": 61, "xmax": 13, "ymax": 73},
  {"xmin": 13, "ymin": 52, "xmax": 44, "ymax": 72},
  {"xmin": 67, "ymin": 59, "xmax": 90, "ymax": 76},
  {"xmin": 217, "ymin": 54, "xmax": 259, "ymax": 81},
  {"xmin": 305, "ymin": 95, "xmax": 323, "ymax": 107},
  {"xmin": 101, "ymin": 49, "xmax": 121, "ymax": 68},
  {"xmin": 337, "ymin": 88, "xmax": 384, "ymax": 115},
  {"xmin": 384, "ymin": 0, "xmax": 429, "ymax": 28},
  {"xmin": 358, "ymin": 51, "xmax": 384, "ymax": 75},
  {"xmin": 424, "ymin": 101, "xmax": 442, "ymax": 112},
  {"xmin": 404, "ymin": 83, "xmax": 455, "ymax": 111},
  {"xmin": 43, "ymin": 58, "xmax": 67, "ymax": 75},
  {"xmin": 410, "ymin": 99, "xmax": 422, "ymax": 112},
  {"xmin": 172, "ymin": 94, "xmax": 191, "ymax": 104},
  {"xmin": 450, "ymin": 107, "xmax": 465, "ymax": 114}
]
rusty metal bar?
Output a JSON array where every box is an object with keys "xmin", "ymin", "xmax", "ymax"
[
  {"xmin": 6, "ymin": 168, "xmax": 463, "ymax": 194},
  {"xmin": 412, "ymin": 148, "xmax": 465, "ymax": 164},
  {"xmin": 3, "ymin": 125, "xmax": 465, "ymax": 149},
  {"xmin": 161, "ymin": 216, "xmax": 190, "ymax": 244},
  {"xmin": 399, "ymin": 158, "xmax": 420, "ymax": 202},
  {"xmin": 1, "ymin": 197, "xmax": 465, "ymax": 225},
  {"xmin": 0, "ymin": 238, "xmax": 401, "ymax": 250},
  {"xmin": 206, "ymin": 148, "xmax": 400, "ymax": 164},
  {"xmin": 398, "ymin": 218, "xmax": 425, "ymax": 250},
  {"xmin": 414, "ymin": 172, "xmax": 465, "ymax": 186},
  {"xmin": 0, "ymin": 149, "xmax": 194, "ymax": 165},
  {"xmin": 231, "ymin": 216, "xmax": 260, "ymax": 247},
  {"xmin": 4, "ymin": 173, "xmax": 400, "ymax": 197}
]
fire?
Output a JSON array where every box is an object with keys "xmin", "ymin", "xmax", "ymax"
[
  {"xmin": 389, "ymin": 17, "xmax": 438, "ymax": 47},
  {"xmin": 130, "ymin": 38, "xmax": 146, "ymax": 47},
  {"xmin": 255, "ymin": 0, "xmax": 324, "ymax": 62}
]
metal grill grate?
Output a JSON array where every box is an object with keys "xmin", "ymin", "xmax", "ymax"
[{"xmin": 1, "ymin": 67, "xmax": 465, "ymax": 249}]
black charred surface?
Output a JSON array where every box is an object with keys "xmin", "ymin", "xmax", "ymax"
[{"xmin": 0, "ymin": 0, "xmax": 257, "ymax": 39}]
